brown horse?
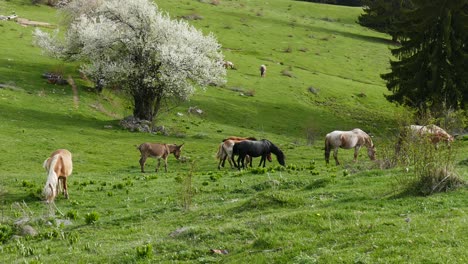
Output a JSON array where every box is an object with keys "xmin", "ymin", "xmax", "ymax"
[
  {"xmin": 325, "ymin": 128, "xmax": 376, "ymax": 165},
  {"xmin": 137, "ymin": 143, "xmax": 184, "ymax": 172},
  {"xmin": 43, "ymin": 149, "xmax": 73, "ymax": 203}
]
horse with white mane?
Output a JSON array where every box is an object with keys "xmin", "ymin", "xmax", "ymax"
[
  {"xmin": 325, "ymin": 128, "xmax": 376, "ymax": 165},
  {"xmin": 43, "ymin": 149, "xmax": 73, "ymax": 203}
]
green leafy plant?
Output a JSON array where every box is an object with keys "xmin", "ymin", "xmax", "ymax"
[{"xmin": 85, "ymin": 212, "xmax": 100, "ymax": 225}]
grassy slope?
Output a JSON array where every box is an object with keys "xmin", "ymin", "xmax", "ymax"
[{"xmin": 0, "ymin": 0, "xmax": 467, "ymax": 263}]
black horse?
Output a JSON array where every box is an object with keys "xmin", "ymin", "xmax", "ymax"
[{"xmin": 232, "ymin": 139, "xmax": 285, "ymax": 170}]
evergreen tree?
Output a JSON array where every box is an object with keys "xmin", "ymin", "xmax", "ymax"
[
  {"xmin": 358, "ymin": 0, "xmax": 413, "ymax": 42},
  {"xmin": 382, "ymin": 0, "xmax": 468, "ymax": 114}
]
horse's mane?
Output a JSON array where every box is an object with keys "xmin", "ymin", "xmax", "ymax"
[{"xmin": 265, "ymin": 140, "xmax": 285, "ymax": 161}]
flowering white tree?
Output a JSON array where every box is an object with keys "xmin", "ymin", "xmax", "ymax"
[{"xmin": 35, "ymin": 0, "xmax": 226, "ymax": 121}]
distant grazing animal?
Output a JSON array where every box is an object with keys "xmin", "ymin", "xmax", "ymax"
[
  {"xmin": 43, "ymin": 149, "xmax": 73, "ymax": 203},
  {"xmin": 232, "ymin": 139, "xmax": 285, "ymax": 170},
  {"xmin": 396, "ymin": 125, "xmax": 454, "ymax": 151},
  {"xmin": 223, "ymin": 61, "xmax": 235, "ymax": 69},
  {"xmin": 325, "ymin": 128, "xmax": 376, "ymax": 165},
  {"xmin": 137, "ymin": 143, "xmax": 184, "ymax": 173},
  {"xmin": 260, "ymin": 65, "xmax": 267, "ymax": 77}
]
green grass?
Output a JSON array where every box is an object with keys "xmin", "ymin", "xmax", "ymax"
[{"xmin": 1, "ymin": 0, "xmax": 467, "ymax": 263}]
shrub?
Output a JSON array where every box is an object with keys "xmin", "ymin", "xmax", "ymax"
[
  {"xmin": 396, "ymin": 129, "xmax": 465, "ymax": 195},
  {"xmin": 85, "ymin": 212, "xmax": 99, "ymax": 225},
  {"xmin": 136, "ymin": 243, "xmax": 153, "ymax": 259},
  {"xmin": 66, "ymin": 210, "xmax": 78, "ymax": 220},
  {"xmin": 0, "ymin": 224, "xmax": 14, "ymax": 243}
]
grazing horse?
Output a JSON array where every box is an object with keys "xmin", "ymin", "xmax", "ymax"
[
  {"xmin": 137, "ymin": 143, "xmax": 184, "ymax": 173},
  {"xmin": 325, "ymin": 128, "xmax": 376, "ymax": 165},
  {"xmin": 232, "ymin": 139, "xmax": 285, "ymax": 170},
  {"xmin": 216, "ymin": 137, "xmax": 257, "ymax": 169},
  {"xmin": 397, "ymin": 124, "xmax": 454, "ymax": 151},
  {"xmin": 223, "ymin": 61, "xmax": 235, "ymax": 69},
  {"xmin": 260, "ymin": 65, "xmax": 267, "ymax": 77},
  {"xmin": 43, "ymin": 149, "xmax": 73, "ymax": 203}
]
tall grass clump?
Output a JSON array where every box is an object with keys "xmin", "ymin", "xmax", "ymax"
[
  {"xmin": 180, "ymin": 161, "xmax": 196, "ymax": 211},
  {"xmin": 395, "ymin": 133, "xmax": 464, "ymax": 196}
]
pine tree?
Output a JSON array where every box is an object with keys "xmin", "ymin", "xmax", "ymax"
[
  {"xmin": 358, "ymin": 0, "xmax": 413, "ymax": 42},
  {"xmin": 381, "ymin": 0, "xmax": 468, "ymax": 114}
]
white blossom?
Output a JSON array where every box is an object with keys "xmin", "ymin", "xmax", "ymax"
[{"xmin": 34, "ymin": 0, "xmax": 226, "ymax": 120}]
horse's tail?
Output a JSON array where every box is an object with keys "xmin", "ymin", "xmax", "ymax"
[
  {"xmin": 216, "ymin": 143, "xmax": 224, "ymax": 160},
  {"xmin": 324, "ymin": 136, "xmax": 331, "ymax": 164},
  {"xmin": 43, "ymin": 154, "xmax": 60, "ymax": 203}
]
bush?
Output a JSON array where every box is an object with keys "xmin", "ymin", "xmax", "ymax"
[
  {"xmin": 136, "ymin": 243, "xmax": 153, "ymax": 259},
  {"xmin": 395, "ymin": 129, "xmax": 465, "ymax": 195},
  {"xmin": 85, "ymin": 212, "xmax": 99, "ymax": 225},
  {"xmin": 0, "ymin": 224, "xmax": 14, "ymax": 243},
  {"xmin": 66, "ymin": 210, "xmax": 78, "ymax": 220}
]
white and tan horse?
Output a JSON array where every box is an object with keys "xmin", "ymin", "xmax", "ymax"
[
  {"xmin": 43, "ymin": 149, "xmax": 73, "ymax": 203},
  {"xmin": 325, "ymin": 128, "xmax": 376, "ymax": 165},
  {"xmin": 408, "ymin": 125, "xmax": 454, "ymax": 144},
  {"xmin": 137, "ymin": 143, "xmax": 184, "ymax": 173},
  {"xmin": 397, "ymin": 124, "xmax": 454, "ymax": 151},
  {"xmin": 223, "ymin": 61, "xmax": 235, "ymax": 69}
]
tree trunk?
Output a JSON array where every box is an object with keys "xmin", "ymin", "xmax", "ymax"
[{"xmin": 133, "ymin": 91, "xmax": 156, "ymax": 122}]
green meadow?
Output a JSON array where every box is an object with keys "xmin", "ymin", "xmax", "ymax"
[{"xmin": 0, "ymin": 0, "xmax": 467, "ymax": 263}]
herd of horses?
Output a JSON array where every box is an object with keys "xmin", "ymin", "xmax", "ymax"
[{"xmin": 42, "ymin": 124, "xmax": 454, "ymax": 203}]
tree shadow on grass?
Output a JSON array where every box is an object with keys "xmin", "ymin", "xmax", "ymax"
[{"xmin": 0, "ymin": 102, "xmax": 117, "ymax": 133}]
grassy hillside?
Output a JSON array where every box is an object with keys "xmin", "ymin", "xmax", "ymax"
[{"xmin": 0, "ymin": 0, "xmax": 467, "ymax": 263}]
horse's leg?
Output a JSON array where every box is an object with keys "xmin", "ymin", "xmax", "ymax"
[
  {"xmin": 232, "ymin": 154, "xmax": 238, "ymax": 169},
  {"xmin": 227, "ymin": 156, "xmax": 233, "ymax": 168},
  {"xmin": 354, "ymin": 146, "xmax": 361, "ymax": 162},
  {"xmin": 237, "ymin": 155, "xmax": 244, "ymax": 170},
  {"xmin": 63, "ymin": 177, "xmax": 68, "ymax": 199},
  {"xmin": 243, "ymin": 154, "xmax": 249, "ymax": 169},
  {"xmin": 258, "ymin": 155, "xmax": 265, "ymax": 167},
  {"xmin": 156, "ymin": 158, "xmax": 161, "ymax": 172},
  {"xmin": 164, "ymin": 157, "xmax": 168, "ymax": 172},
  {"xmin": 139, "ymin": 156, "xmax": 147, "ymax": 173},
  {"xmin": 325, "ymin": 147, "xmax": 330, "ymax": 164},
  {"xmin": 333, "ymin": 148, "xmax": 340, "ymax": 165},
  {"xmin": 218, "ymin": 154, "xmax": 224, "ymax": 170}
]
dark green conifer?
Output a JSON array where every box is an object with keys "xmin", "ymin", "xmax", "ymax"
[{"xmin": 382, "ymin": 0, "xmax": 468, "ymax": 114}]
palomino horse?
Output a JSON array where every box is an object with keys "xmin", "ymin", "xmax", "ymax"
[
  {"xmin": 325, "ymin": 128, "xmax": 376, "ymax": 165},
  {"xmin": 43, "ymin": 149, "xmax": 73, "ymax": 203},
  {"xmin": 216, "ymin": 136, "xmax": 257, "ymax": 169},
  {"xmin": 137, "ymin": 143, "xmax": 184, "ymax": 173},
  {"xmin": 260, "ymin": 65, "xmax": 267, "ymax": 77},
  {"xmin": 396, "ymin": 124, "xmax": 454, "ymax": 151},
  {"xmin": 232, "ymin": 139, "xmax": 285, "ymax": 170}
]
